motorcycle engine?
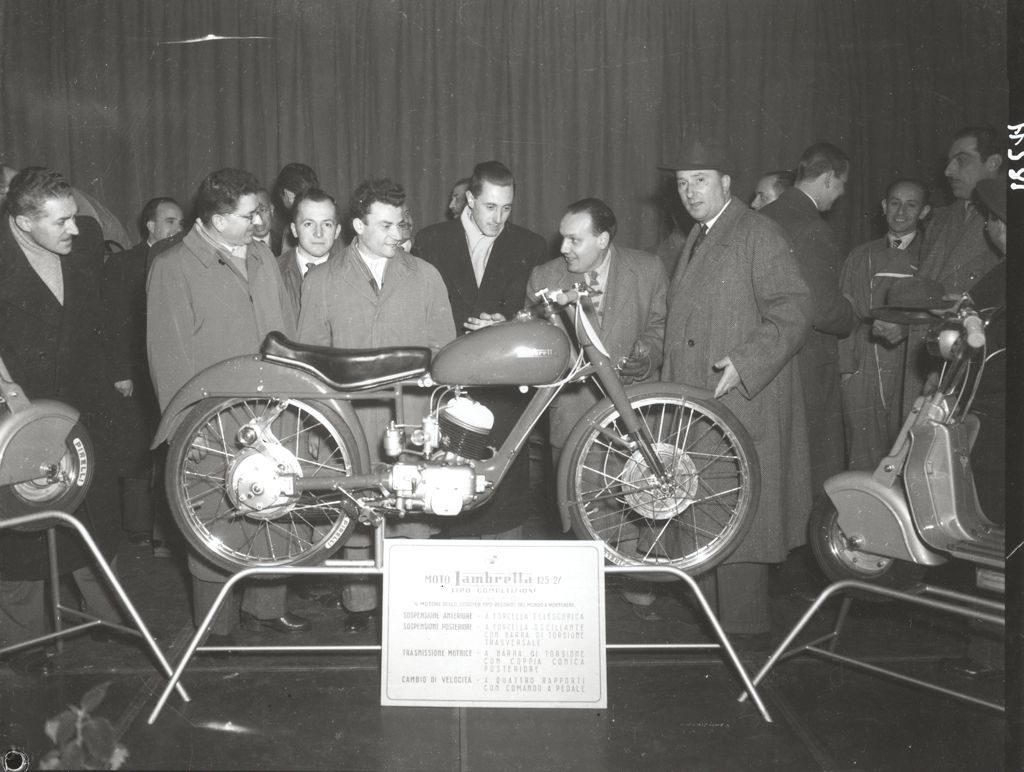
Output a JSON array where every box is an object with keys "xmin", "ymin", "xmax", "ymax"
[{"xmin": 438, "ymin": 396, "xmax": 494, "ymax": 460}]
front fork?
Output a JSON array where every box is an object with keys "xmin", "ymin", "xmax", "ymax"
[{"xmin": 544, "ymin": 296, "xmax": 670, "ymax": 481}]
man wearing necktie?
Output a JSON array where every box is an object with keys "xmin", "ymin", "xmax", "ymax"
[
  {"xmin": 761, "ymin": 142, "xmax": 856, "ymax": 509},
  {"xmin": 901, "ymin": 126, "xmax": 1003, "ymax": 408},
  {"xmin": 660, "ymin": 138, "xmax": 813, "ymax": 647},
  {"xmin": 277, "ymin": 188, "xmax": 342, "ymax": 313},
  {"xmin": 838, "ymin": 179, "xmax": 931, "ymax": 470}
]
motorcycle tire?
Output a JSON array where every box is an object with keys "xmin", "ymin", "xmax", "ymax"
[
  {"xmin": 167, "ymin": 397, "xmax": 364, "ymax": 573},
  {"xmin": 558, "ymin": 384, "xmax": 760, "ymax": 576},
  {"xmin": 0, "ymin": 421, "xmax": 94, "ymax": 532},
  {"xmin": 808, "ymin": 498, "xmax": 926, "ymax": 593}
]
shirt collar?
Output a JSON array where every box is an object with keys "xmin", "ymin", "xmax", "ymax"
[{"xmin": 703, "ymin": 199, "xmax": 732, "ymax": 232}]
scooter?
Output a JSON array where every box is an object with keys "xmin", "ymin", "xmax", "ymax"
[
  {"xmin": 810, "ymin": 294, "xmax": 1004, "ymax": 592},
  {"xmin": 154, "ymin": 286, "xmax": 761, "ymax": 575},
  {"xmin": 0, "ymin": 355, "xmax": 94, "ymax": 530}
]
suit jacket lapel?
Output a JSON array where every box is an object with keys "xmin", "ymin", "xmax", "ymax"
[
  {"xmin": 448, "ymin": 227, "xmax": 479, "ymax": 309},
  {"xmin": 672, "ymin": 199, "xmax": 742, "ymax": 320}
]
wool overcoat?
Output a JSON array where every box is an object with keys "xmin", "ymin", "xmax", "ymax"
[
  {"xmin": 0, "ymin": 216, "xmax": 123, "ymax": 579},
  {"xmin": 761, "ymin": 188, "xmax": 855, "ymax": 497},
  {"xmin": 663, "ymin": 198, "xmax": 813, "ymax": 564}
]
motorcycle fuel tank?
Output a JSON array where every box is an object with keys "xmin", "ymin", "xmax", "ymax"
[{"xmin": 430, "ymin": 318, "xmax": 572, "ymax": 386}]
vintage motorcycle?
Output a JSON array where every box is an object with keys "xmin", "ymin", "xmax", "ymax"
[
  {"xmin": 0, "ymin": 355, "xmax": 94, "ymax": 529},
  {"xmin": 810, "ymin": 294, "xmax": 1004, "ymax": 592},
  {"xmin": 153, "ymin": 286, "xmax": 761, "ymax": 575}
]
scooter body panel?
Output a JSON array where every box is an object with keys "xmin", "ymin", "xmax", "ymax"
[
  {"xmin": 825, "ymin": 470, "xmax": 946, "ymax": 566},
  {"xmin": 0, "ymin": 400, "xmax": 80, "ymax": 485},
  {"xmin": 905, "ymin": 419, "xmax": 996, "ymax": 552},
  {"xmin": 152, "ymin": 355, "xmax": 371, "ymax": 469}
]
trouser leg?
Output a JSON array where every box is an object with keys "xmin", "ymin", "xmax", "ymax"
[
  {"xmin": 191, "ymin": 576, "xmax": 241, "ymax": 636},
  {"xmin": 239, "ymin": 582, "xmax": 288, "ymax": 620},
  {"xmin": 0, "ymin": 578, "xmax": 47, "ymax": 648},
  {"xmin": 71, "ymin": 556, "xmax": 123, "ymax": 624},
  {"xmin": 697, "ymin": 562, "xmax": 771, "ymax": 634}
]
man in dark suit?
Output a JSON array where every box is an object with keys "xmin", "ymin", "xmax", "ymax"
[
  {"xmin": 761, "ymin": 143, "xmax": 856, "ymax": 505},
  {"xmin": 277, "ymin": 188, "xmax": 342, "ymax": 312},
  {"xmin": 661, "ymin": 139, "xmax": 813, "ymax": 646},
  {"xmin": 413, "ymin": 161, "xmax": 548, "ymax": 538},
  {"xmin": 0, "ymin": 168, "xmax": 125, "ymax": 660},
  {"xmin": 103, "ymin": 197, "xmax": 183, "ymax": 551},
  {"xmin": 526, "ymin": 198, "xmax": 666, "ymax": 457}
]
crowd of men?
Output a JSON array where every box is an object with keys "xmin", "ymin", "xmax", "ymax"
[{"xmin": 0, "ymin": 123, "xmax": 1007, "ymax": 672}]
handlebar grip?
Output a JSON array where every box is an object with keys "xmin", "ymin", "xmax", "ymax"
[{"xmin": 963, "ymin": 313, "xmax": 986, "ymax": 349}]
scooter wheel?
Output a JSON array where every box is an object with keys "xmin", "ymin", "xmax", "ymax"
[
  {"xmin": 0, "ymin": 422, "xmax": 94, "ymax": 531},
  {"xmin": 808, "ymin": 498, "xmax": 926, "ymax": 593},
  {"xmin": 559, "ymin": 384, "xmax": 760, "ymax": 576},
  {"xmin": 166, "ymin": 397, "xmax": 364, "ymax": 573}
]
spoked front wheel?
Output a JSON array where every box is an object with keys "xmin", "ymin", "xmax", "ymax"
[
  {"xmin": 167, "ymin": 398, "xmax": 365, "ymax": 573},
  {"xmin": 558, "ymin": 384, "xmax": 760, "ymax": 575}
]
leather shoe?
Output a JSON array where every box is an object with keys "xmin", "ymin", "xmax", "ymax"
[
  {"xmin": 239, "ymin": 611, "xmax": 312, "ymax": 634},
  {"xmin": 344, "ymin": 610, "xmax": 375, "ymax": 633}
]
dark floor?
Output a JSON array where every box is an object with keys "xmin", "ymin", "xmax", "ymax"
[{"xmin": 0, "ymin": 488, "xmax": 1010, "ymax": 771}]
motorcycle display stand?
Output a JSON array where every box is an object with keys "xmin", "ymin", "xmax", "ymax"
[
  {"xmin": 738, "ymin": 579, "xmax": 1004, "ymax": 713},
  {"xmin": 0, "ymin": 510, "xmax": 190, "ymax": 703},
  {"xmin": 146, "ymin": 527, "xmax": 773, "ymax": 724}
]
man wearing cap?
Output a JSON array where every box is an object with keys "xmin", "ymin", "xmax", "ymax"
[
  {"xmin": 761, "ymin": 143, "xmax": 856, "ymax": 503},
  {"xmin": 660, "ymin": 139, "xmax": 813, "ymax": 645},
  {"xmin": 902, "ymin": 126, "xmax": 1003, "ymax": 407},
  {"xmin": 838, "ymin": 179, "xmax": 931, "ymax": 471}
]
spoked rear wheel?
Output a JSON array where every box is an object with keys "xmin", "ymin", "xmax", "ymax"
[
  {"xmin": 558, "ymin": 384, "xmax": 760, "ymax": 576},
  {"xmin": 167, "ymin": 398, "xmax": 364, "ymax": 573}
]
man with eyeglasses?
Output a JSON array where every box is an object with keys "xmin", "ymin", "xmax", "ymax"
[
  {"xmin": 147, "ymin": 167, "xmax": 309, "ymax": 644},
  {"xmin": 250, "ymin": 188, "xmax": 275, "ymax": 253}
]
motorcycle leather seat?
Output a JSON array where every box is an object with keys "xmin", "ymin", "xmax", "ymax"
[{"xmin": 260, "ymin": 332, "xmax": 432, "ymax": 390}]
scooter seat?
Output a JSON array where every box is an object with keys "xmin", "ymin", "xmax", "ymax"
[{"xmin": 260, "ymin": 332, "xmax": 431, "ymax": 390}]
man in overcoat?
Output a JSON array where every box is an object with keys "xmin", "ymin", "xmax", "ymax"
[
  {"xmin": 0, "ymin": 168, "xmax": 124, "ymax": 654},
  {"xmin": 761, "ymin": 143, "xmax": 855, "ymax": 503},
  {"xmin": 147, "ymin": 168, "xmax": 308, "ymax": 641},
  {"xmin": 838, "ymin": 179, "xmax": 930, "ymax": 471},
  {"xmin": 660, "ymin": 139, "xmax": 813, "ymax": 643},
  {"xmin": 413, "ymin": 161, "xmax": 549, "ymax": 538},
  {"xmin": 297, "ymin": 177, "xmax": 455, "ymax": 631},
  {"xmin": 277, "ymin": 188, "xmax": 343, "ymax": 312}
]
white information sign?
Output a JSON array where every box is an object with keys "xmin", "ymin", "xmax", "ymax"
[{"xmin": 381, "ymin": 540, "xmax": 607, "ymax": 708}]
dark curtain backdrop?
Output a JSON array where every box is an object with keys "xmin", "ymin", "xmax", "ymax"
[{"xmin": 0, "ymin": 0, "xmax": 1007, "ymax": 252}]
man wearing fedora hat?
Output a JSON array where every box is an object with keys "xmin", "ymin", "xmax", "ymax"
[{"xmin": 660, "ymin": 137, "xmax": 813, "ymax": 645}]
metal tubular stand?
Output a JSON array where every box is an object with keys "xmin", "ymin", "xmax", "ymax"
[
  {"xmin": 737, "ymin": 579, "xmax": 1004, "ymax": 713},
  {"xmin": 147, "ymin": 528, "xmax": 772, "ymax": 724},
  {"xmin": 0, "ymin": 510, "xmax": 190, "ymax": 703}
]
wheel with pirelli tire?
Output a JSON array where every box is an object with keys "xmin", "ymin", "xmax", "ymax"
[
  {"xmin": 558, "ymin": 383, "xmax": 760, "ymax": 576},
  {"xmin": 0, "ymin": 421, "xmax": 94, "ymax": 531},
  {"xmin": 166, "ymin": 397, "xmax": 364, "ymax": 573}
]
